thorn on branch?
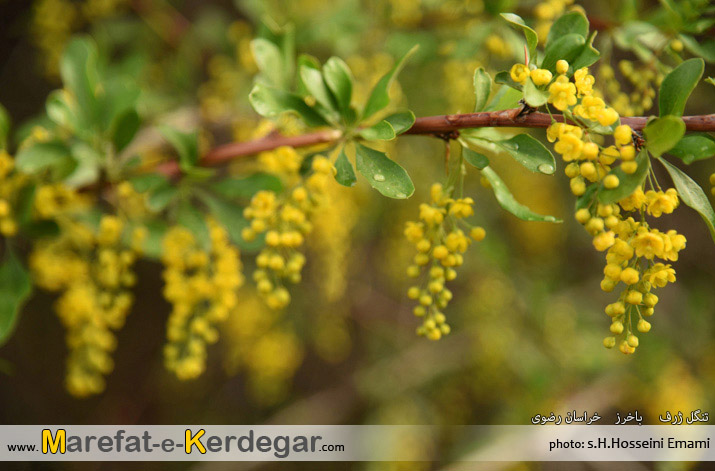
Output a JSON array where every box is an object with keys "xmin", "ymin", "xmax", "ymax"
[
  {"xmin": 435, "ymin": 130, "xmax": 460, "ymax": 141},
  {"xmin": 632, "ymin": 130, "xmax": 645, "ymax": 152},
  {"xmin": 516, "ymin": 99, "xmax": 538, "ymax": 119}
]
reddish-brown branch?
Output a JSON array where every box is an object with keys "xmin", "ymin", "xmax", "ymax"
[{"xmin": 154, "ymin": 110, "xmax": 715, "ymax": 177}]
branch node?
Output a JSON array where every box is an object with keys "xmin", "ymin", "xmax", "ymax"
[{"xmin": 435, "ymin": 130, "xmax": 460, "ymax": 141}]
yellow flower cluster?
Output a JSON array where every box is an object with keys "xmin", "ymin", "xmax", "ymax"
[
  {"xmin": 710, "ymin": 173, "xmax": 715, "ymax": 196},
  {"xmin": 161, "ymin": 220, "xmax": 243, "ymax": 380},
  {"xmin": 546, "ymin": 62, "xmax": 621, "ymax": 124},
  {"xmin": 485, "ymin": 35, "xmax": 510, "ymax": 58},
  {"xmin": 598, "ymin": 62, "xmax": 662, "ymax": 116},
  {"xmin": 34, "ymin": 182, "xmax": 92, "ymax": 219},
  {"xmin": 531, "ymin": 55, "xmax": 688, "ymax": 353},
  {"xmin": 575, "ymin": 187, "xmax": 685, "ymax": 353},
  {"xmin": 546, "ymin": 71, "xmax": 639, "ymax": 199},
  {"xmin": 242, "ymin": 149, "xmax": 334, "ymax": 310},
  {"xmin": 222, "ymin": 290, "xmax": 305, "ymax": 405},
  {"xmin": 0, "ymin": 151, "xmax": 24, "ymax": 237},
  {"xmin": 405, "ymin": 183, "xmax": 486, "ymax": 340},
  {"xmin": 30, "ymin": 215, "xmax": 145, "ymax": 396},
  {"xmin": 31, "ymin": 0, "xmax": 127, "ymax": 76},
  {"xmin": 198, "ymin": 20, "xmax": 256, "ymax": 123},
  {"xmin": 116, "ymin": 181, "xmax": 150, "ymax": 219},
  {"xmin": 31, "ymin": 0, "xmax": 79, "ymax": 76},
  {"xmin": 388, "ymin": 0, "xmax": 423, "ymax": 27}
]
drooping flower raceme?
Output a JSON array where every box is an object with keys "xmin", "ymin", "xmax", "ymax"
[{"xmin": 404, "ymin": 183, "xmax": 486, "ymax": 340}]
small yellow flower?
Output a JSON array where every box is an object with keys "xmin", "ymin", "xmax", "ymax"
[
  {"xmin": 469, "ymin": 226, "xmax": 486, "ymax": 241},
  {"xmin": 632, "ymin": 230, "xmax": 665, "ymax": 259},
  {"xmin": 618, "ymin": 187, "xmax": 646, "ymax": 212},
  {"xmin": 556, "ymin": 60, "xmax": 569, "ymax": 75},
  {"xmin": 614, "ymin": 125, "xmax": 632, "ymax": 146},
  {"xmin": 530, "ymin": 68, "xmax": 553, "ymax": 86},
  {"xmin": 574, "ymin": 67, "xmax": 595, "ymax": 96},
  {"xmin": 593, "ymin": 231, "xmax": 615, "ymax": 251},
  {"xmin": 510, "ymin": 63, "xmax": 530, "ymax": 84},
  {"xmin": 621, "ymin": 161, "xmax": 638, "ymax": 174},
  {"xmin": 603, "ymin": 175, "xmax": 620, "ymax": 189},
  {"xmin": 645, "ymin": 189, "xmax": 679, "ymax": 217},
  {"xmin": 620, "ymin": 267, "xmax": 640, "ymax": 285},
  {"xmin": 548, "ymin": 75, "xmax": 577, "ymax": 111}
]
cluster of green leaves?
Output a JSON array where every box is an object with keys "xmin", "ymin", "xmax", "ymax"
[
  {"xmin": 480, "ymin": 12, "xmax": 715, "ymax": 241},
  {"xmin": 248, "ymin": 25, "xmax": 418, "ymax": 199},
  {"xmin": 614, "ymin": 0, "xmax": 715, "ymax": 64},
  {"xmin": 594, "ymin": 58, "xmax": 715, "ymax": 242},
  {"xmin": 499, "ymin": 12, "xmax": 599, "ymax": 93},
  {"xmin": 15, "ymin": 37, "xmax": 141, "ymax": 188},
  {"xmin": 127, "ymin": 125, "xmax": 285, "ymax": 256},
  {"xmin": 0, "ymin": 36, "xmax": 141, "ymax": 345}
]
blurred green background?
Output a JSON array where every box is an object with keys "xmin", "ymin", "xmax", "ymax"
[{"xmin": 0, "ymin": 0, "xmax": 714, "ymax": 469}]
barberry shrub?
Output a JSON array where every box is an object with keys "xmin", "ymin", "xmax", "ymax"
[{"xmin": 1, "ymin": 0, "xmax": 714, "ymax": 397}]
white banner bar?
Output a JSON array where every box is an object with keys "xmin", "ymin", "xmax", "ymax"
[{"xmin": 0, "ymin": 425, "xmax": 712, "ymax": 461}]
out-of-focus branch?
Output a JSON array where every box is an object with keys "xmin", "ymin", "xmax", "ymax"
[{"xmin": 154, "ymin": 110, "xmax": 715, "ymax": 177}]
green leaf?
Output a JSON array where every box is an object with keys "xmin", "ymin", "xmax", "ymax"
[
  {"xmin": 679, "ymin": 35, "xmax": 715, "ymax": 63},
  {"xmin": 23, "ymin": 220, "xmax": 60, "ymax": 239},
  {"xmin": 462, "ymin": 147, "xmax": 489, "ymax": 169},
  {"xmin": 362, "ymin": 45, "xmax": 418, "ymax": 120},
  {"xmin": 15, "ymin": 142, "xmax": 74, "ymax": 178},
  {"xmin": 358, "ymin": 120, "xmax": 396, "ymax": 140},
  {"xmin": 355, "ymin": 143, "xmax": 414, "ymax": 199},
  {"xmin": 46, "ymin": 90, "xmax": 79, "ymax": 131},
  {"xmin": 0, "ymin": 249, "xmax": 32, "ymax": 346},
  {"xmin": 669, "ymin": 133, "xmax": 715, "ymax": 164},
  {"xmin": 127, "ymin": 220, "xmax": 164, "ymax": 259},
  {"xmin": 496, "ymin": 134, "xmax": 556, "ymax": 174},
  {"xmin": 334, "ymin": 147, "xmax": 357, "ymax": 187},
  {"xmin": 177, "ymin": 202, "xmax": 210, "ymax": 250},
  {"xmin": 500, "ymin": 13, "xmax": 538, "ymax": 65},
  {"xmin": 14, "ymin": 183, "xmax": 36, "ymax": 226},
  {"xmin": 65, "ymin": 141, "xmax": 102, "ymax": 187},
  {"xmin": 486, "ymin": 86, "xmax": 522, "ymax": 111},
  {"xmin": 597, "ymin": 149, "xmax": 650, "ymax": 204},
  {"xmin": 129, "ymin": 173, "xmax": 169, "ymax": 193},
  {"xmin": 99, "ymin": 79, "xmax": 140, "ymax": 133},
  {"xmin": 494, "ymin": 71, "xmax": 523, "ymax": 91},
  {"xmin": 659, "ymin": 158, "xmax": 715, "ymax": 242},
  {"xmin": 383, "ymin": 111, "xmax": 415, "ymax": 135},
  {"xmin": 481, "ymin": 166, "xmax": 561, "ymax": 222},
  {"xmin": 522, "ymin": 78, "xmax": 549, "ymax": 107},
  {"xmin": 299, "ymin": 63, "xmax": 339, "ymax": 118},
  {"xmin": 644, "ymin": 116, "xmax": 686, "ymax": 158},
  {"xmin": 249, "ymin": 83, "xmax": 328, "ymax": 128},
  {"xmin": 59, "ymin": 36, "xmax": 100, "ymax": 127},
  {"xmin": 159, "ymin": 125, "xmax": 199, "ymax": 171},
  {"xmin": 575, "ymin": 184, "xmax": 598, "ymax": 211},
  {"xmin": 323, "ymin": 57, "xmax": 354, "ymax": 117},
  {"xmin": 473, "ymin": 68, "xmax": 492, "ymax": 112},
  {"xmin": 146, "ymin": 184, "xmax": 178, "ymax": 212},
  {"xmin": 547, "ymin": 11, "xmax": 589, "ymax": 46},
  {"xmin": 251, "ymin": 38, "xmax": 286, "ymax": 89},
  {"xmin": 541, "ymin": 34, "xmax": 586, "ymax": 72},
  {"xmin": 212, "ymin": 173, "xmax": 284, "ymax": 199},
  {"xmin": 112, "ymin": 109, "xmax": 140, "ymax": 153},
  {"xmin": 571, "ymin": 31, "xmax": 600, "ymax": 70},
  {"xmin": 706, "ymin": 77, "xmax": 715, "ymax": 87},
  {"xmin": 659, "ymin": 58, "xmax": 704, "ymax": 117}
]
